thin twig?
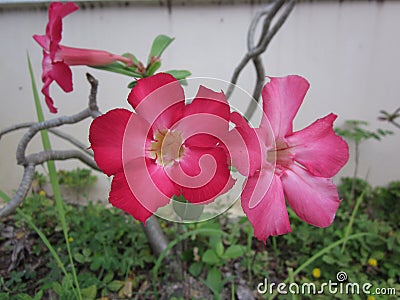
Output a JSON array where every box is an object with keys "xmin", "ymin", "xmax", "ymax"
[{"xmin": 0, "ymin": 123, "xmax": 92, "ymax": 156}]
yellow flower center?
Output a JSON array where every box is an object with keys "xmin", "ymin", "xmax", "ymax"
[{"xmin": 148, "ymin": 130, "xmax": 185, "ymax": 166}]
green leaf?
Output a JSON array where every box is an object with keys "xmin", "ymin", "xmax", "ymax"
[
  {"xmin": 82, "ymin": 248, "xmax": 92, "ymax": 257},
  {"xmin": 122, "ymin": 52, "xmax": 139, "ymax": 65},
  {"xmin": 80, "ymin": 285, "xmax": 97, "ymax": 300},
  {"xmin": 322, "ymin": 254, "xmax": 335, "ymax": 265},
  {"xmin": 223, "ymin": 245, "xmax": 244, "ymax": 260},
  {"xmin": 74, "ymin": 253, "xmax": 86, "ymax": 264},
  {"xmin": 206, "ymin": 267, "xmax": 223, "ymax": 294},
  {"xmin": 215, "ymin": 241, "xmax": 224, "ymax": 257},
  {"xmin": 33, "ymin": 291, "xmax": 43, "ymax": 300},
  {"xmin": 107, "ymin": 280, "xmax": 124, "ymax": 292},
  {"xmin": 103, "ymin": 272, "xmax": 114, "ymax": 284},
  {"xmin": 146, "ymin": 60, "xmax": 162, "ymax": 76},
  {"xmin": 92, "ymin": 62, "xmax": 141, "ymax": 77},
  {"xmin": 90, "ymin": 257, "xmax": 102, "ymax": 271},
  {"xmin": 165, "ymin": 69, "xmax": 191, "ymax": 80},
  {"xmin": 189, "ymin": 262, "xmax": 203, "ymax": 277},
  {"xmin": 127, "ymin": 80, "xmax": 138, "ymax": 89},
  {"xmin": 172, "ymin": 200, "xmax": 204, "ymax": 221},
  {"xmin": 202, "ymin": 249, "xmax": 220, "ymax": 265},
  {"xmin": 148, "ymin": 34, "xmax": 174, "ymax": 63},
  {"xmin": 52, "ymin": 282, "xmax": 63, "ymax": 296},
  {"xmin": 0, "ymin": 190, "xmax": 11, "ymax": 203}
]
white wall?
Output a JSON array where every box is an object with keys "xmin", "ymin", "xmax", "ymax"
[{"xmin": 0, "ymin": 1, "xmax": 399, "ymax": 203}]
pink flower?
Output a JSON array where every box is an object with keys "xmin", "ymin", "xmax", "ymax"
[
  {"xmin": 231, "ymin": 75, "xmax": 349, "ymax": 242},
  {"xmin": 33, "ymin": 2, "xmax": 132, "ymax": 113},
  {"xmin": 89, "ymin": 73, "xmax": 235, "ymax": 223}
]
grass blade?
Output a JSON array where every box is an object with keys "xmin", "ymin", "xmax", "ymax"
[{"xmin": 27, "ymin": 53, "xmax": 81, "ymax": 299}]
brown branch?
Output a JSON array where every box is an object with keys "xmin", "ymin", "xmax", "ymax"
[
  {"xmin": 25, "ymin": 150, "xmax": 100, "ymax": 171},
  {"xmin": 227, "ymin": 0, "xmax": 296, "ymax": 120},
  {"xmin": 142, "ymin": 216, "xmax": 169, "ymax": 256},
  {"xmin": 0, "ymin": 122, "xmax": 92, "ymax": 156},
  {"xmin": 0, "ymin": 73, "xmax": 101, "ymax": 218},
  {"xmin": 0, "ymin": 164, "xmax": 35, "ymax": 217}
]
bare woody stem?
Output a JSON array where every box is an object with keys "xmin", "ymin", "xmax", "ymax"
[
  {"xmin": 0, "ymin": 124, "xmax": 93, "ymax": 156},
  {"xmin": 0, "ymin": 73, "xmax": 168, "ymax": 258},
  {"xmin": 227, "ymin": 0, "xmax": 296, "ymax": 120},
  {"xmin": 0, "ymin": 73, "xmax": 100, "ymax": 218}
]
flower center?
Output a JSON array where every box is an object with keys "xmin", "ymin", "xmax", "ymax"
[
  {"xmin": 267, "ymin": 138, "xmax": 293, "ymax": 170},
  {"xmin": 148, "ymin": 130, "xmax": 185, "ymax": 166}
]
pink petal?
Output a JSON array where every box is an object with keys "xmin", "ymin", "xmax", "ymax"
[
  {"xmin": 286, "ymin": 113, "xmax": 349, "ymax": 177},
  {"xmin": 47, "ymin": 2, "xmax": 79, "ymax": 44},
  {"xmin": 241, "ymin": 170, "xmax": 291, "ymax": 242},
  {"xmin": 41, "ymin": 77, "xmax": 57, "ymax": 114},
  {"xmin": 122, "ymin": 111, "xmax": 153, "ymax": 162},
  {"xmin": 59, "ymin": 45, "xmax": 133, "ymax": 66},
  {"xmin": 226, "ymin": 112, "xmax": 266, "ymax": 176},
  {"xmin": 89, "ymin": 109, "xmax": 133, "ymax": 176},
  {"xmin": 282, "ymin": 164, "xmax": 341, "ymax": 228},
  {"xmin": 168, "ymin": 146, "xmax": 235, "ymax": 204},
  {"xmin": 109, "ymin": 172, "xmax": 152, "ymax": 223},
  {"xmin": 184, "ymin": 85, "xmax": 230, "ymax": 122},
  {"xmin": 123, "ymin": 157, "xmax": 177, "ymax": 213},
  {"xmin": 127, "ymin": 73, "xmax": 185, "ymax": 130},
  {"xmin": 50, "ymin": 61, "xmax": 73, "ymax": 93},
  {"xmin": 260, "ymin": 75, "xmax": 310, "ymax": 138},
  {"xmin": 33, "ymin": 34, "xmax": 49, "ymax": 51},
  {"xmin": 173, "ymin": 111, "xmax": 230, "ymax": 149},
  {"xmin": 178, "ymin": 86, "xmax": 230, "ymax": 147}
]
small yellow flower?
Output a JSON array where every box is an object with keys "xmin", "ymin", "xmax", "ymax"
[
  {"xmin": 368, "ymin": 258, "xmax": 378, "ymax": 267},
  {"xmin": 68, "ymin": 236, "xmax": 74, "ymax": 243},
  {"xmin": 161, "ymin": 223, "xmax": 166, "ymax": 229},
  {"xmin": 367, "ymin": 296, "xmax": 375, "ymax": 300},
  {"xmin": 312, "ymin": 268, "xmax": 321, "ymax": 279},
  {"xmin": 39, "ymin": 190, "xmax": 46, "ymax": 197}
]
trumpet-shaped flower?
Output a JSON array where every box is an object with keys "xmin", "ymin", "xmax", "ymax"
[
  {"xmin": 33, "ymin": 2, "xmax": 132, "ymax": 113},
  {"xmin": 232, "ymin": 75, "xmax": 349, "ymax": 242},
  {"xmin": 89, "ymin": 73, "xmax": 235, "ymax": 223}
]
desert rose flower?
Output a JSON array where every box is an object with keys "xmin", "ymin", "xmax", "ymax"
[
  {"xmin": 232, "ymin": 75, "xmax": 349, "ymax": 242},
  {"xmin": 89, "ymin": 73, "xmax": 235, "ymax": 223},
  {"xmin": 33, "ymin": 2, "xmax": 132, "ymax": 113}
]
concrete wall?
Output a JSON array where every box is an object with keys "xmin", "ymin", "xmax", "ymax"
[{"xmin": 0, "ymin": 1, "xmax": 399, "ymax": 203}]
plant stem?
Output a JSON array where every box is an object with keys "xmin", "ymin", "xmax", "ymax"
[
  {"xmin": 350, "ymin": 141, "xmax": 360, "ymax": 200},
  {"xmin": 341, "ymin": 192, "xmax": 365, "ymax": 253}
]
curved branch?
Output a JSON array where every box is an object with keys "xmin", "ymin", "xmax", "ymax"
[
  {"xmin": 0, "ymin": 164, "xmax": 35, "ymax": 217},
  {"xmin": 0, "ymin": 122, "xmax": 35, "ymax": 138},
  {"xmin": 0, "ymin": 73, "xmax": 101, "ymax": 219},
  {"xmin": 227, "ymin": 0, "xmax": 296, "ymax": 120},
  {"xmin": 15, "ymin": 73, "xmax": 100, "ymax": 165},
  {"xmin": 0, "ymin": 122, "xmax": 92, "ymax": 156},
  {"xmin": 25, "ymin": 150, "xmax": 100, "ymax": 171},
  {"xmin": 245, "ymin": 55, "xmax": 266, "ymax": 119}
]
